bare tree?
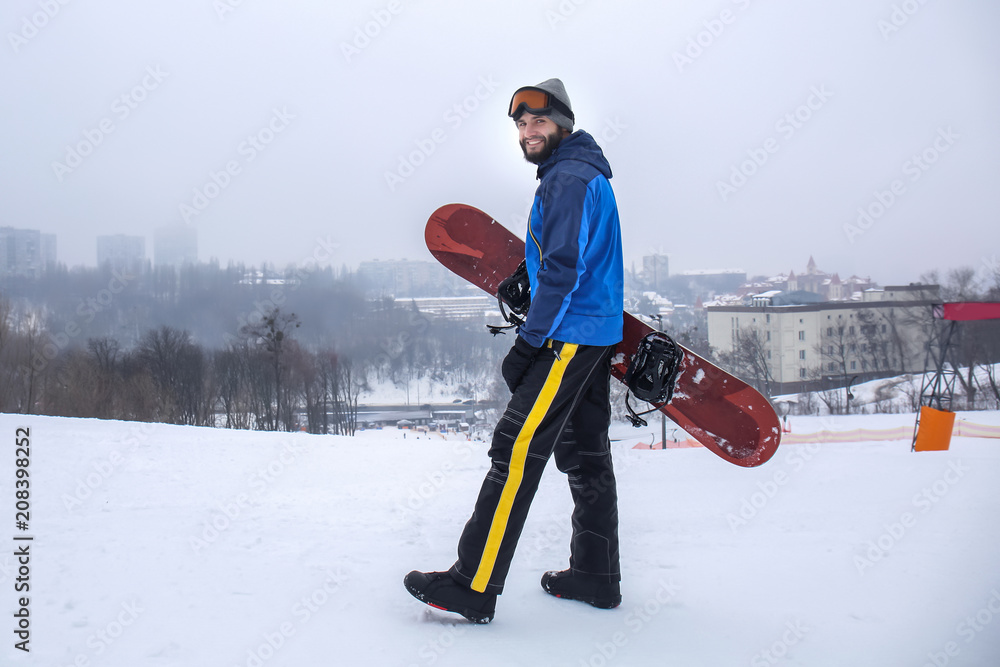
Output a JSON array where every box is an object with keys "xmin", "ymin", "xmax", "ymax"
[
  {"xmin": 718, "ymin": 326, "xmax": 774, "ymax": 396},
  {"xmin": 324, "ymin": 355, "xmax": 364, "ymax": 436},
  {"xmin": 239, "ymin": 307, "xmax": 301, "ymax": 431},
  {"xmin": 0, "ymin": 296, "xmax": 15, "ymax": 411},
  {"xmin": 214, "ymin": 342, "xmax": 257, "ymax": 429},
  {"xmin": 17, "ymin": 311, "xmax": 46, "ymax": 414},
  {"xmin": 811, "ymin": 322, "xmax": 861, "ymax": 414},
  {"xmin": 87, "ymin": 337, "xmax": 121, "ymax": 419},
  {"xmin": 942, "ymin": 266, "xmax": 980, "ymax": 302},
  {"xmin": 854, "ymin": 309, "xmax": 897, "ymax": 377},
  {"xmin": 137, "ymin": 325, "xmax": 204, "ymax": 424}
]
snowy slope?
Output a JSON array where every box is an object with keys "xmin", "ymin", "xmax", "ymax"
[{"xmin": 1, "ymin": 413, "xmax": 998, "ymax": 666}]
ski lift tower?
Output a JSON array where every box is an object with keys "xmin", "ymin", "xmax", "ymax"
[{"xmin": 912, "ymin": 301, "xmax": 1000, "ymax": 451}]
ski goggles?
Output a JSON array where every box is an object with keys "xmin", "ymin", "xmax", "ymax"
[{"xmin": 508, "ymin": 87, "xmax": 574, "ymax": 122}]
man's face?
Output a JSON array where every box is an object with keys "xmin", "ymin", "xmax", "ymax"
[{"xmin": 516, "ymin": 112, "xmax": 567, "ymax": 165}]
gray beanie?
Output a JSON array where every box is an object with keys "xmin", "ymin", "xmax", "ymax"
[{"xmin": 508, "ymin": 78, "xmax": 575, "ymax": 132}]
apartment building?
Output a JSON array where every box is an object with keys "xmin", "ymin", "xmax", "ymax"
[{"xmin": 707, "ymin": 285, "xmax": 940, "ymax": 394}]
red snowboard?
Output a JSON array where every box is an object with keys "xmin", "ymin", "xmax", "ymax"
[{"xmin": 426, "ymin": 203, "xmax": 781, "ymax": 467}]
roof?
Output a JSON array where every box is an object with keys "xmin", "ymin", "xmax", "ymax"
[{"xmin": 707, "ymin": 298, "xmax": 939, "ymax": 313}]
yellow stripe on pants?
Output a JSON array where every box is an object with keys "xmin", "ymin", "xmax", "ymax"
[{"xmin": 471, "ymin": 343, "xmax": 579, "ymax": 592}]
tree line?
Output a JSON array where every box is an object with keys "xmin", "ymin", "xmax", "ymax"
[{"xmin": 0, "ymin": 261, "xmax": 509, "ymax": 432}]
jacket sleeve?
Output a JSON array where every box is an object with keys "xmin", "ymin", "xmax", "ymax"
[{"xmin": 519, "ymin": 172, "xmax": 591, "ymax": 347}]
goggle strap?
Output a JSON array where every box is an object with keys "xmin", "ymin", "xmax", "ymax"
[{"xmin": 509, "ymin": 88, "xmax": 575, "ymax": 123}]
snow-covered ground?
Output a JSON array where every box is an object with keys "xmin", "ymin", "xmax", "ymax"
[
  {"xmin": 1, "ymin": 411, "xmax": 998, "ymax": 666},
  {"xmin": 360, "ymin": 372, "xmax": 480, "ymax": 406}
]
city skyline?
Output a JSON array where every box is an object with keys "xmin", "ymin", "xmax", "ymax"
[{"xmin": 0, "ymin": 226, "xmax": 929, "ymax": 294}]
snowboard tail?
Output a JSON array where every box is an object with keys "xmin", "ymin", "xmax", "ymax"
[{"xmin": 426, "ymin": 203, "xmax": 780, "ymax": 467}]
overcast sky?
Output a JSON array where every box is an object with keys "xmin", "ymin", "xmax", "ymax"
[{"xmin": 3, "ymin": 0, "xmax": 998, "ymax": 286}]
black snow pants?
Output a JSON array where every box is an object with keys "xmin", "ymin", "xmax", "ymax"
[{"xmin": 449, "ymin": 340, "xmax": 621, "ymax": 594}]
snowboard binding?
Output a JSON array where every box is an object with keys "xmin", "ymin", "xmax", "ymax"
[
  {"xmin": 623, "ymin": 331, "xmax": 684, "ymax": 427},
  {"xmin": 488, "ymin": 260, "xmax": 531, "ymax": 335}
]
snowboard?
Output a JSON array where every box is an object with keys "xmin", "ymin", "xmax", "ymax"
[{"xmin": 425, "ymin": 203, "xmax": 780, "ymax": 468}]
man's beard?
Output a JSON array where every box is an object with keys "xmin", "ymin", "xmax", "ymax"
[{"xmin": 520, "ymin": 129, "xmax": 564, "ymax": 165}]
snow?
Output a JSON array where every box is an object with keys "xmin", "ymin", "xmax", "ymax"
[
  {"xmin": 2, "ymin": 412, "xmax": 999, "ymax": 666},
  {"xmin": 358, "ymin": 373, "xmax": 474, "ymax": 405}
]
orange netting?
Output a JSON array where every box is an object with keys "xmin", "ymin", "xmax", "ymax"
[{"xmin": 632, "ymin": 419, "xmax": 1000, "ymax": 449}]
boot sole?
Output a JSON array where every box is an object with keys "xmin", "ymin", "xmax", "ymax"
[
  {"xmin": 545, "ymin": 590, "xmax": 622, "ymax": 609},
  {"xmin": 404, "ymin": 575, "xmax": 495, "ymax": 624},
  {"xmin": 541, "ymin": 572, "xmax": 621, "ymax": 609}
]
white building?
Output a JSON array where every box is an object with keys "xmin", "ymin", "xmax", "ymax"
[
  {"xmin": 409, "ymin": 295, "xmax": 494, "ymax": 319},
  {"xmin": 0, "ymin": 226, "xmax": 56, "ymax": 278},
  {"xmin": 707, "ymin": 285, "xmax": 940, "ymax": 394}
]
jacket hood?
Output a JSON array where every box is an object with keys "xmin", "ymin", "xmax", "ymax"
[{"xmin": 536, "ymin": 130, "xmax": 613, "ymax": 181}]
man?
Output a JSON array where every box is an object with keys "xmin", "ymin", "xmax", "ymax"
[{"xmin": 405, "ymin": 78, "xmax": 624, "ymax": 624}]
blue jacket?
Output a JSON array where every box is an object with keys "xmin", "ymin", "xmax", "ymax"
[{"xmin": 519, "ymin": 130, "xmax": 624, "ymax": 348}]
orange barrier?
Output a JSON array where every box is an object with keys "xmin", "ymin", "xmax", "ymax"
[{"xmin": 913, "ymin": 406, "xmax": 956, "ymax": 452}]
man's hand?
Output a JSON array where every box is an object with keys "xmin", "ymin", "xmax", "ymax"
[{"xmin": 501, "ymin": 336, "xmax": 540, "ymax": 393}]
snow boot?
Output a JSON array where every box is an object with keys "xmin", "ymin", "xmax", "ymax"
[
  {"xmin": 404, "ymin": 570, "xmax": 497, "ymax": 624},
  {"xmin": 541, "ymin": 569, "xmax": 621, "ymax": 609}
]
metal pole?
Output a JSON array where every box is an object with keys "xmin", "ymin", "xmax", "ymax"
[{"xmin": 650, "ymin": 313, "xmax": 668, "ymax": 449}]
